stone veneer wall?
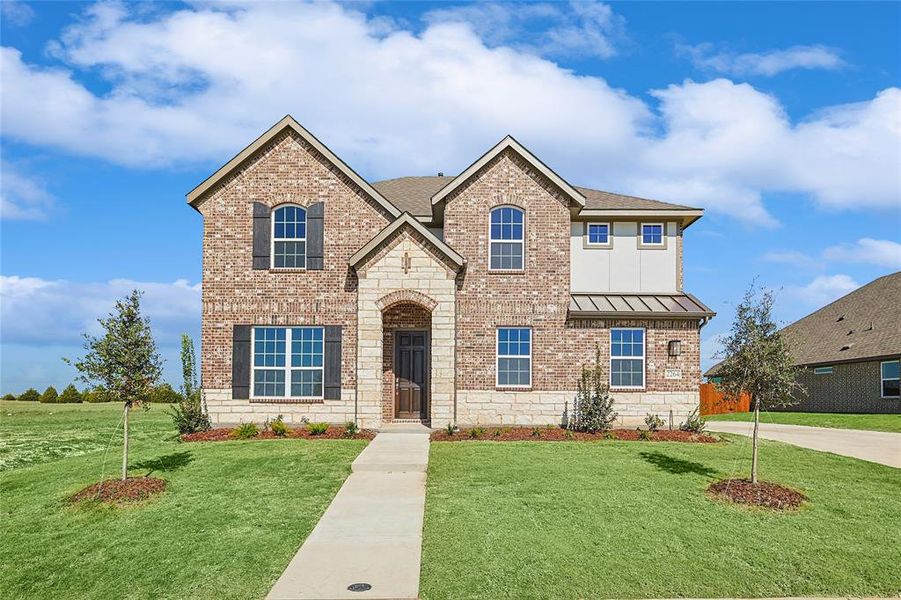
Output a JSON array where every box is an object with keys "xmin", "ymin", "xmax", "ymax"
[
  {"xmin": 356, "ymin": 231, "xmax": 458, "ymax": 429},
  {"xmin": 196, "ymin": 130, "xmax": 392, "ymax": 425}
]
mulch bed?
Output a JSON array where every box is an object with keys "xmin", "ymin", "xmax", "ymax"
[
  {"xmin": 431, "ymin": 426, "xmax": 718, "ymax": 443},
  {"xmin": 181, "ymin": 427, "xmax": 376, "ymax": 443},
  {"xmin": 707, "ymin": 478, "xmax": 807, "ymax": 510},
  {"xmin": 69, "ymin": 477, "xmax": 167, "ymax": 505}
]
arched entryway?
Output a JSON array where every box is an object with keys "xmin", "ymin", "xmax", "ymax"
[{"xmin": 381, "ymin": 301, "xmax": 432, "ymax": 423}]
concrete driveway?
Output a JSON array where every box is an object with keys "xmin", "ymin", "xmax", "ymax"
[{"xmin": 707, "ymin": 421, "xmax": 901, "ymax": 468}]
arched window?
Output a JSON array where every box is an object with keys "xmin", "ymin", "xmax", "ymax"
[
  {"xmin": 272, "ymin": 205, "xmax": 307, "ymax": 269},
  {"xmin": 489, "ymin": 206, "xmax": 524, "ymax": 270}
]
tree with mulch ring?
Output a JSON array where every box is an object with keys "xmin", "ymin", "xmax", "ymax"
[
  {"xmin": 707, "ymin": 479, "xmax": 807, "ymax": 510},
  {"xmin": 70, "ymin": 477, "xmax": 167, "ymax": 505}
]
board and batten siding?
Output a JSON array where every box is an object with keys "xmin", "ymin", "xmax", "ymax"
[{"xmin": 570, "ymin": 221, "xmax": 679, "ymax": 293}]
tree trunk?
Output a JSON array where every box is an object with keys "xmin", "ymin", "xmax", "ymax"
[
  {"xmin": 122, "ymin": 403, "xmax": 130, "ymax": 481},
  {"xmin": 751, "ymin": 401, "xmax": 760, "ymax": 484}
]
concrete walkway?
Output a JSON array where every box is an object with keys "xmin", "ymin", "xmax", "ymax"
[
  {"xmin": 267, "ymin": 424, "xmax": 431, "ymax": 600},
  {"xmin": 707, "ymin": 421, "xmax": 901, "ymax": 468}
]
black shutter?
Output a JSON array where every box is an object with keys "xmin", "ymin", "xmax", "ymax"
[
  {"xmin": 252, "ymin": 202, "xmax": 270, "ymax": 270},
  {"xmin": 324, "ymin": 325, "xmax": 342, "ymax": 399},
  {"xmin": 232, "ymin": 325, "xmax": 251, "ymax": 399},
  {"xmin": 307, "ymin": 202, "xmax": 324, "ymax": 270}
]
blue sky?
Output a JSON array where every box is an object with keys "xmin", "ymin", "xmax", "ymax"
[{"xmin": 1, "ymin": 0, "xmax": 899, "ymax": 393}]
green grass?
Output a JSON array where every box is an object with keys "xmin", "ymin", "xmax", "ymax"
[
  {"xmin": 0, "ymin": 401, "xmax": 367, "ymax": 599},
  {"xmin": 421, "ymin": 439, "xmax": 901, "ymax": 599},
  {"xmin": 706, "ymin": 410, "xmax": 901, "ymax": 433}
]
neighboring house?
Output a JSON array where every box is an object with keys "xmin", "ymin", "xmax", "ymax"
[
  {"xmin": 705, "ymin": 272, "xmax": 901, "ymax": 414},
  {"xmin": 188, "ymin": 116, "xmax": 714, "ymax": 428}
]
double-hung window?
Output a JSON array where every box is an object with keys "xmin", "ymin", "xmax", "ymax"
[
  {"xmin": 881, "ymin": 360, "xmax": 900, "ymax": 398},
  {"xmin": 489, "ymin": 206, "xmax": 524, "ymax": 270},
  {"xmin": 252, "ymin": 326, "xmax": 324, "ymax": 399},
  {"xmin": 272, "ymin": 205, "xmax": 306, "ymax": 268},
  {"xmin": 497, "ymin": 327, "xmax": 531, "ymax": 387},
  {"xmin": 641, "ymin": 223, "xmax": 664, "ymax": 246},
  {"xmin": 610, "ymin": 328, "xmax": 645, "ymax": 388},
  {"xmin": 586, "ymin": 222, "xmax": 610, "ymax": 246}
]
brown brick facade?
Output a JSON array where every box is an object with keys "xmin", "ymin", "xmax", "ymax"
[{"xmin": 787, "ymin": 359, "xmax": 901, "ymax": 413}]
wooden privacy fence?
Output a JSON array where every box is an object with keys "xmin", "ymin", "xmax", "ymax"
[{"xmin": 700, "ymin": 383, "xmax": 750, "ymax": 416}]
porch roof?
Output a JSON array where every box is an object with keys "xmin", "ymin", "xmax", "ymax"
[{"xmin": 569, "ymin": 292, "xmax": 715, "ymax": 320}]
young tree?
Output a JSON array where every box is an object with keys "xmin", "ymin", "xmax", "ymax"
[
  {"xmin": 169, "ymin": 334, "xmax": 210, "ymax": 434},
  {"xmin": 67, "ymin": 290, "xmax": 162, "ymax": 480},
  {"xmin": 569, "ymin": 347, "xmax": 618, "ymax": 432},
  {"xmin": 716, "ymin": 285, "xmax": 804, "ymax": 483}
]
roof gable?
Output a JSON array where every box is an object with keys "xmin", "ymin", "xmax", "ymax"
[
  {"xmin": 187, "ymin": 116, "xmax": 401, "ymax": 218},
  {"xmin": 348, "ymin": 212, "xmax": 464, "ymax": 270},
  {"xmin": 430, "ymin": 136, "xmax": 586, "ymax": 208}
]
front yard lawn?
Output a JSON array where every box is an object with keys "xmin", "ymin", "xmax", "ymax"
[
  {"xmin": 706, "ymin": 410, "xmax": 901, "ymax": 433},
  {"xmin": 0, "ymin": 401, "xmax": 367, "ymax": 599},
  {"xmin": 421, "ymin": 438, "xmax": 901, "ymax": 599}
]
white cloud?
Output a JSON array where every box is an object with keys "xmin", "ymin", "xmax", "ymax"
[
  {"xmin": 0, "ymin": 275, "xmax": 200, "ymax": 346},
  {"xmin": 681, "ymin": 43, "xmax": 845, "ymax": 77},
  {"xmin": 0, "ymin": 161, "xmax": 56, "ymax": 220},
  {"xmin": 823, "ymin": 238, "xmax": 901, "ymax": 269},
  {"xmin": 786, "ymin": 274, "xmax": 860, "ymax": 306},
  {"xmin": 0, "ymin": 1, "xmax": 899, "ymax": 226},
  {"xmin": 0, "ymin": 0, "xmax": 35, "ymax": 27},
  {"xmin": 762, "ymin": 250, "xmax": 822, "ymax": 270}
]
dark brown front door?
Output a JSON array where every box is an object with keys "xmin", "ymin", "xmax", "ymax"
[{"xmin": 395, "ymin": 331, "xmax": 428, "ymax": 420}]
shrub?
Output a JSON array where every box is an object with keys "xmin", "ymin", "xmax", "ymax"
[
  {"xmin": 492, "ymin": 428, "xmax": 502, "ymax": 437},
  {"xmin": 531, "ymin": 427, "xmax": 542, "ymax": 438},
  {"xmin": 638, "ymin": 428, "xmax": 652, "ymax": 441},
  {"xmin": 270, "ymin": 415, "xmax": 290, "ymax": 437},
  {"xmin": 57, "ymin": 385, "xmax": 83, "ymax": 404},
  {"xmin": 230, "ymin": 422, "xmax": 259, "ymax": 439},
  {"xmin": 307, "ymin": 422, "xmax": 329, "ymax": 436},
  {"xmin": 469, "ymin": 427, "xmax": 485, "ymax": 439},
  {"xmin": 2, "ymin": 393, "xmax": 16, "ymax": 402},
  {"xmin": 40, "ymin": 386, "xmax": 58, "ymax": 404},
  {"xmin": 569, "ymin": 348, "xmax": 618, "ymax": 432},
  {"xmin": 169, "ymin": 334, "xmax": 212, "ymax": 434},
  {"xmin": 603, "ymin": 432, "xmax": 616, "ymax": 440},
  {"xmin": 445, "ymin": 423, "xmax": 455, "ymax": 436},
  {"xmin": 147, "ymin": 383, "xmax": 180, "ymax": 403},
  {"xmin": 644, "ymin": 413, "xmax": 664, "ymax": 432},
  {"xmin": 83, "ymin": 387, "xmax": 112, "ymax": 402},
  {"xmin": 679, "ymin": 408, "xmax": 707, "ymax": 434},
  {"xmin": 343, "ymin": 421, "xmax": 359, "ymax": 438},
  {"xmin": 565, "ymin": 429, "xmax": 575, "ymax": 440}
]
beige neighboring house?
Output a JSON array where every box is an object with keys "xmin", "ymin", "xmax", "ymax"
[
  {"xmin": 706, "ymin": 271, "xmax": 901, "ymax": 414},
  {"xmin": 188, "ymin": 116, "xmax": 715, "ymax": 429}
]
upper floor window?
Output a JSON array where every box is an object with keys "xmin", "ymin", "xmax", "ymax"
[
  {"xmin": 641, "ymin": 223, "xmax": 664, "ymax": 246},
  {"xmin": 272, "ymin": 205, "xmax": 306, "ymax": 269},
  {"xmin": 253, "ymin": 326, "xmax": 324, "ymax": 399},
  {"xmin": 610, "ymin": 328, "xmax": 645, "ymax": 389},
  {"xmin": 489, "ymin": 206, "xmax": 524, "ymax": 270},
  {"xmin": 814, "ymin": 366, "xmax": 834, "ymax": 375},
  {"xmin": 882, "ymin": 360, "xmax": 900, "ymax": 398},
  {"xmin": 497, "ymin": 327, "xmax": 531, "ymax": 387},
  {"xmin": 587, "ymin": 223, "xmax": 610, "ymax": 246}
]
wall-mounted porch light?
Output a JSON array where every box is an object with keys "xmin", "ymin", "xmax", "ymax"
[{"xmin": 668, "ymin": 340, "xmax": 682, "ymax": 357}]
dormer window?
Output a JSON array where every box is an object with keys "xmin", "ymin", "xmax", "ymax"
[
  {"xmin": 272, "ymin": 205, "xmax": 307, "ymax": 269},
  {"xmin": 641, "ymin": 223, "xmax": 664, "ymax": 246},
  {"xmin": 489, "ymin": 206, "xmax": 524, "ymax": 271}
]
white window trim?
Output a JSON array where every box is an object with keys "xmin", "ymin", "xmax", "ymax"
[
  {"xmin": 496, "ymin": 327, "xmax": 532, "ymax": 389},
  {"xmin": 271, "ymin": 204, "xmax": 307, "ymax": 270},
  {"xmin": 585, "ymin": 222, "xmax": 612, "ymax": 248},
  {"xmin": 251, "ymin": 326, "xmax": 324, "ymax": 400},
  {"xmin": 488, "ymin": 206, "xmax": 525, "ymax": 272},
  {"xmin": 639, "ymin": 222, "xmax": 665, "ymax": 247},
  {"xmin": 880, "ymin": 359, "xmax": 900, "ymax": 398},
  {"xmin": 813, "ymin": 366, "xmax": 834, "ymax": 375},
  {"xmin": 609, "ymin": 327, "xmax": 646, "ymax": 390}
]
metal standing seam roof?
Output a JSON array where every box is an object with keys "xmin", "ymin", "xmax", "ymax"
[{"xmin": 569, "ymin": 293, "xmax": 715, "ymax": 319}]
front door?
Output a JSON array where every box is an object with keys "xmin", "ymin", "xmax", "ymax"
[{"xmin": 395, "ymin": 331, "xmax": 428, "ymax": 420}]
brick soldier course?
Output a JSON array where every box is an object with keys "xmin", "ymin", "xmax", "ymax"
[{"xmin": 189, "ymin": 116, "xmax": 715, "ymax": 429}]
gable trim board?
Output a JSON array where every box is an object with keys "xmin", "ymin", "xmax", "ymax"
[
  {"xmin": 186, "ymin": 115, "xmax": 402, "ymax": 219},
  {"xmin": 430, "ymin": 135, "xmax": 586, "ymax": 208}
]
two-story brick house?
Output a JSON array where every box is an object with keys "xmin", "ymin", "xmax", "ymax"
[{"xmin": 189, "ymin": 116, "xmax": 714, "ymax": 428}]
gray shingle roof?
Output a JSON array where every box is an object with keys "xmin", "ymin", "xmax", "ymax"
[
  {"xmin": 706, "ymin": 272, "xmax": 901, "ymax": 376},
  {"xmin": 371, "ymin": 176, "xmax": 698, "ymax": 217}
]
